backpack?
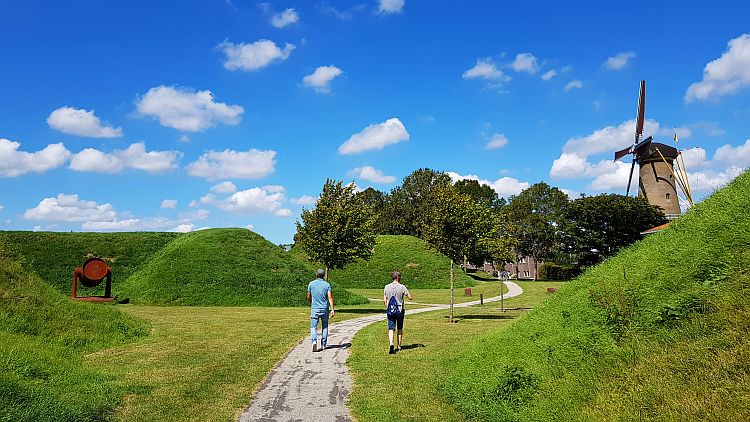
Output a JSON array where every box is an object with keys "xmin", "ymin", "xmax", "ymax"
[{"xmin": 386, "ymin": 295, "xmax": 401, "ymax": 316}]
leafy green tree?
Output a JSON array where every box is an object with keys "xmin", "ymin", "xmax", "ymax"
[
  {"xmin": 454, "ymin": 179, "xmax": 506, "ymax": 209},
  {"xmin": 294, "ymin": 179, "xmax": 376, "ymax": 279},
  {"xmin": 504, "ymin": 182, "xmax": 569, "ymax": 279},
  {"xmin": 561, "ymin": 194, "xmax": 666, "ymax": 264},
  {"xmin": 357, "ymin": 187, "xmax": 389, "ymax": 234},
  {"xmin": 380, "ymin": 168, "xmax": 452, "ymax": 236}
]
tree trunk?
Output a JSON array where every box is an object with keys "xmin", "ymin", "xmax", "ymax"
[{"xmin": 325, "ymin": 266, "xmax": 329, "ymax": 281}]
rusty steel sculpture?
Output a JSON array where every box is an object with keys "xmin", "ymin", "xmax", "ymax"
[{"xmin": 72, "ymin": 257, "xmax": 113, "ymax": 302}]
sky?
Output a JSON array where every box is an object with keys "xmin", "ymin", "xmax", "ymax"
[{"xmin": 1, "ymin": 0, "xmax": 749, "ymax": 244}]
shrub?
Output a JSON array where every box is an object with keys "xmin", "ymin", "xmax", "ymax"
[{"xmin": 538, "ymin": 262, "xmax": 579, "ymax": 280}]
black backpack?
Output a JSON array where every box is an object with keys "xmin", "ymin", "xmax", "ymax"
[{"xmin": 386, "ymin": 295, "xmax": 400, "ymax": 316}]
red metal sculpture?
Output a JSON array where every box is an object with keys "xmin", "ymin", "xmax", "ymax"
[{"xmin": 72, "ymin": 258, "xmax": 113, "ymax": 302}]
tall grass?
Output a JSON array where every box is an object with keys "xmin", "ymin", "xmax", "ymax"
[{"xmin": 445, "ymin": 171, "xmax": 750, "ymax": 420}]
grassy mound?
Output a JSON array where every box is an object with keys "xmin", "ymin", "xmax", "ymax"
[
  {"xmin": 326, "ymin": 235, "xmax": 475, "ymax": 289},
  {"xmin": 0, "ymin": 231, "xmax": 178, "ymax": 297},
  {"xmin": 446, "ymin": 171, "xmax": 750, "ymax": 421},
  {"xmin": 121, "ymin": 228, "xmax": 366, "ymax": 306},
  {"xmin": 0, "ymin": 257, "xmax": 148, "ymax": 421}
]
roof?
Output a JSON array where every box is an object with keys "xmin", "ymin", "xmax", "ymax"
[{"xmin": 640, "ymin": 222, "xmax": 671, "ymax": 235}]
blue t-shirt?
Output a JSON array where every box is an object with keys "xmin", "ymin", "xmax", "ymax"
[{"xmin": 307, "ymin": 278, "xmax": 331, "ymax": 310}]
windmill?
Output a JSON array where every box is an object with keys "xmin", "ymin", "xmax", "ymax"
[{"xmin": 613, "ymin": 80, "xmax": 694, "ymax": 218}]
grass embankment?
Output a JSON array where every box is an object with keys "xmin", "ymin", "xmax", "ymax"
[
  {"xmin": 325, "ymin": 235, "xmax": 475, "ymax": 289},
  {"xmin": 0, "ymin": 257, "xmax": 148, "ymax": 422},
  {"xmin": 348, "ymin": 281, "xmax": 565, "ymax": 422},
  {"xmin": 444, "ymin": 171, "xmax": 750, "ymax": 421},
  {"xmin": 349, "ymin": 280, "xmax": 507, "ymax": 305},
  {"xmin": 123, "ymin": 228, "xmax": 365, "ymax": 306}
]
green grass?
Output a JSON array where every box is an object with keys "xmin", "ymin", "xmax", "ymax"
[
  {"xmin": 347, "ymin": 281, "xmax": 566, "ymax": 422},
  {"xmin": 349, "ymin": 280, "xmax": 507, "ymax": 305},
  {"xmin": 121, "ymin": 228, "xmax": 365, "ymax": 306},
  {"xmin": 443, "ymin": 170, "xmax": 750, "ymax": 421},
  {"xmin": 0, "ymin": 257, "xmax": 148, "ymax": 422},
  {"xmin": 325, "ymin": 235, "xmax": 475, "ymax": 289}
]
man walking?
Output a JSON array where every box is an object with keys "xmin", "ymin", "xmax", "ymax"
[
  {"xmin": 308, "ymin": 269, "xmax": 335, "ymax": 352},
  {"xmin": 384, "ymin": 270, "xmax": 413, "ymax": 354}
]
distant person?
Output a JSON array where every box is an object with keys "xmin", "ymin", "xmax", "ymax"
[
  {"xmin": 308, "ymin": 269, "xmax": 335, "ymax": 352},
  {"xmin": 384, "ymin": 270, "xmax": 413, "ymax": 354}
]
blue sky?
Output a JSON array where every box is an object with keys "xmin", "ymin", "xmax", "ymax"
[{"xmin": 1, "ymin": 0, "xmax": 749, "ymax": 244}]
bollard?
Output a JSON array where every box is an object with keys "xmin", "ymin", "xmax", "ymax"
[{"xmin": 480, "ymin": 293, "xmax": 483, "ymax": 305}]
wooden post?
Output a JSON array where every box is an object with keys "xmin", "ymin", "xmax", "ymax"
[
  {"xmin": 450, "ymin": 260, "xmax": 454, "ymax": 322},
  {"xmin": 480, "ymin": 293, "xmax": 483, "ymax": 305}
]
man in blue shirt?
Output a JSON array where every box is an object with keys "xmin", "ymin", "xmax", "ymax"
[{"xmin": 307, "ymin": 269, "xmax": 335, "ymax": 352}]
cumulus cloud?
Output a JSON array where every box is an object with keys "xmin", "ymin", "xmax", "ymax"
[
  {"xmin": 348, "ymin": 166, "xmax": 396, "ymax": 184},
  {"xmin": 210, "ymin": 181, "xmax": 237, "ymax": 194},
  {"xmin": 0, "ymin": 139, "xmax": 71, "ymax": 177},
  {"xmin": 47, "ymin": 106, "xmax": 123, "ymax": 138},
  {"xmin": 486, "ymin": 133, "xmax": 509, "ymax": 149},
  {"xmin": 0, "ymin": 204, "xmax": 3, "ymax": 211},
  {"xmin": 447, "ymin": 171, "xmax": 530, "ymax": 199},
  {"xmin": 270, "ymin": 8, "xmax": 299, "ymax": 28},
  {"xmin": 711, "ymin": 138, "xmax": 750, "ymax": 168},
  {"xmin": 685, "ymin": 34, "xmax": 750, "ymax": 102},
  {"xmin": 463, "ymin": 58, "xmax": 509, "ymax": 82},
  {"xmin": 291, "ymin": 195, "xmax": 316, "ymax": 206},
  {"xmin": 24, "ymin": 194, "xmax": 116, "ymax": 223},
  {"xmin": 136, "ymin": 86, "xmax": 243, "ymax": 132},
  {"xmin": 511, "ymin": 53, "xmax": 539, "ymax": 74},
  {"xmin": 604, "ymin": 51, "xmax": 636, "ymax": 70},
  {"xmin": 339, "ymin": 118, "xmax": 409, "ymax": 154},
  {"xmin": 303, "ymin": 65, "xmax": 343, "ymax": 93},
  {"xmin": 561, "ymin": 119, "xmax": 661, "ymax": 158},
  {"xmin": 379, "ymin": 0, "xmax": 404, "ymax": 14},
  {"xmin": 161, "ymin": 199, "xmax": 177, "ymax": 209},
  {"xmin": 70, "ymin": 142, "xmax": 181, "ymax": 174},
  {"xmin": 187, "ymin": 148, "xmax": 276, "ymax": 180},
  {"xmin": 564, "ymin": 79, "xmax": 583, "ymax": 91},
  {"xmin": 541, "ymin": 69, "xmax": 557, "ymax": 81},
  {"xmin": 218, "ymin": 186, "xmax": 291, "ymax": 216},
  {"xmin": 217, "ymin": 39, "xmax": 295, "ymax": 71}
]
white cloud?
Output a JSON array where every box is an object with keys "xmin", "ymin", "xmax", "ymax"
[
  {"xmin": 210, "ymin": 181, "xmax": 237, "ymax": 194},
  {"xmin": 604, "ymin": 51, "xmax": 636, "ymax": 70},
  {"xmin": 24, "ymin": 194, "xmax": 116, "ymax": 223},
  {"xmin": 348, "ymin": 166, "xmax": 396, "ymax": 184},
  {"xmin": 0, "ymin": 139, "xmax": 71, "ymax": 177},
  {"xmin": 217, "ymin": 39, "xmax": 295, "ymax": 71},
  {"xmin": 0, "ymin": 204, "xmax": 3, "ymax": 211},
  {"xmin": 136, "ymin": 86, "xmax": 243, "ymax": 132},
  {"xmin": 161, "ymin": 199, "xmax": 177, "ymax": 209},
  {"xmin": 486, "ymin": 133, "xmax": 509, "ymax": 149},
  {"xmin": 262, "ymin": 185, "xmax": 286, "ymax": 193},
  {"xmin": 173, "ymin": 223, "xmax": 195, "ymax": 233},
  {"xmin": 219, "ymin": 187, "xmax": 291, "ymax": 216},
  {"xmin": 447, "ymin": 171, "xmax": 530, "ymax": 199},
  {"xmin": 187, "ymin": 148, "xmax": 276, "ymax": 180},
  {"xmin": 541, "ymin": 69, "xmax": 557, "ymax": 81},
  {"xmin": 463, "ymin": 58, "xmax": 509, "ymax": 81},
  {"xmin": 712, "ymin": 138, "xmax": 750, "ymax": 168},
  {"xmin": 33, "ymin": 225, "xmax": 42, "ymax": 232},
  {"xmin": 70, "ymin": 142, "xmax": 181, "ymax": 174},
  {"xmin": 270, "ymin": 8, "xmax": 299, "ymax": 28},
  {"xmin": 561, "ymin": 119, "xmax": 661, "ymax": 158},
  {"xmin": 246, "ymin": 224, "xmax": 255, "ymax": 231},
  {"xmin": 47, "ymin": 106, "xmax": 123, "ymax": 138},
  {"xmin": 291, "ymin": 195, "xmax": 316, "ymax": 206},
  {"xmin": 339, "ymin": 118, "xmax": 409, "ymax": 155},
  {"xmin": 588, "ymin": 161, "xmax": 638, "ymax": 191},
  {"xmin": 685, "ymin": 34, "xmax": 750, "ymax": 102},
  {"xmin": 688, "ymin": 166, "xmax": 745, "ymax": 193},
  {"xmin": 82, "ymin": 217, "xmax": 187, "ymax": 231},
  {"xmin": 379, "ymin": 0, "xmax": 404, "ymax": 14},
  {"xmin": 303, "ymin": 65, "xmax": 343, "ymax": 93},
  {"xmin": 564, "ymin": 79, "xmax": 583, "ymax": 91},
  {"xmin": 511, "ymin": 53, "xmax": 539, "ymax": 74}
]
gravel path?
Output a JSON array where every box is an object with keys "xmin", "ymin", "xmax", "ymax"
[{"xmin": 238, "ymin": 281, "xmax": 524, "ymax": 422}]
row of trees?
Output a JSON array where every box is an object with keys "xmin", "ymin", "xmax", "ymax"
[{"xmin": 294, "ymin": 169, "xmax": 667, "ymax": 280}]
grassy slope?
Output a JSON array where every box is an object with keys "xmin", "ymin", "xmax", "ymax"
[
  {"xmin": 0, "ymin": 231, "xmax": 178, "ymax": 297},
  {"xmin": 0, "ymin": 257, "xmax": 148, "ymax": 422},
  {"xmin": 446, "ymin": 171, "xmax": 750, "ymax": 421},
  {"xmin": 121, "ymin": 228, "xmax": 366, "ymax": 306},
  {"xmin": 325, "ymin": 235, "xmax": 475, "ymax": 289}
]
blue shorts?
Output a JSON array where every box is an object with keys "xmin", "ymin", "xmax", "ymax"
[{"xmin": 387, "ymin": 312, "xmax": 405, "ymax": 330}]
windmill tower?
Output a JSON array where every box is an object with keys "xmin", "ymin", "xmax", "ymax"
[{"xmin": 614, "ymin": 81, "xmax": 682, "ymax": 217}]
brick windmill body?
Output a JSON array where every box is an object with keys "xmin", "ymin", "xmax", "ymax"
[{"xmin": 614, "ymin": 81, "xmax": 688, "ymax": 218}]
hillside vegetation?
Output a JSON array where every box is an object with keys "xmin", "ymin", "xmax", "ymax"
[
  {"xmin": 0, "ymin": 257, "xmax": 147, "ymax": 421},
  {"xmin": 446, "ymin": 171, "xmax": 750, "ymax": 421},
  {"xmin": 326, "ymin": 235, "xmax": 476, "ymax": 289},
  {"xmin": 121, "ymin": 228, "xmax": 366, "ymax": 306}
]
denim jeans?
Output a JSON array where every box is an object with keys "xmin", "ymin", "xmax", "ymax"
[{"xmin": 310, "ymin": 308, "xmax": 329, "ymax": 347}]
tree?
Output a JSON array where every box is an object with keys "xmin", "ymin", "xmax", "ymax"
[
  {"xmin": 504, "ymin": 182, "xmax": 569, "ymax": 279},
  {"xmin": 380, "ymin": 168, "xmax": 452, "ymax": 236},
  {"xmin": 561, "ymin": 194, "xmax": 666, "ymax": 264},
  {"xmin": 294, "ymin": 179, "xmax": 376, "ymax": 279},
  {"xmin": 454, "ymin": 179, "xmax": 506, "ymax": 209},
  {"xmin": 357, "ymin": 187, "xmax": 389, "ymax": 234}
]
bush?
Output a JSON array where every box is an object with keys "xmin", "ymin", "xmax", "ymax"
[{"xmin": 538, "ymin": 262, "xmax": 579, "ymax": 280}]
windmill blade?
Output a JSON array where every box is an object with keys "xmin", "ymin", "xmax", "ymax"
[
  {"xmin": 614, "ymin": 145, "xmax": 633, "ymax": 161},
  {"xmin": 634, "ymin": 80, "xmax": 646, "ymax": 143},
  {"xmin": 625, "ymin": 159, "xmax": 636, "ymax": 196}
]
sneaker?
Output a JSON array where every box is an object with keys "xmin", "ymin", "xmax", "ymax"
[
  {"xmin": 389, "ymin": 345, "xmax": 395, "ymax": 354},
  {"xmin": 320, "ymin": 345, "xmax": 326, "ymax": 351},
  {"xmin": 312, "ymin": 343, "xmax": 318, "ymax": 352}
]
